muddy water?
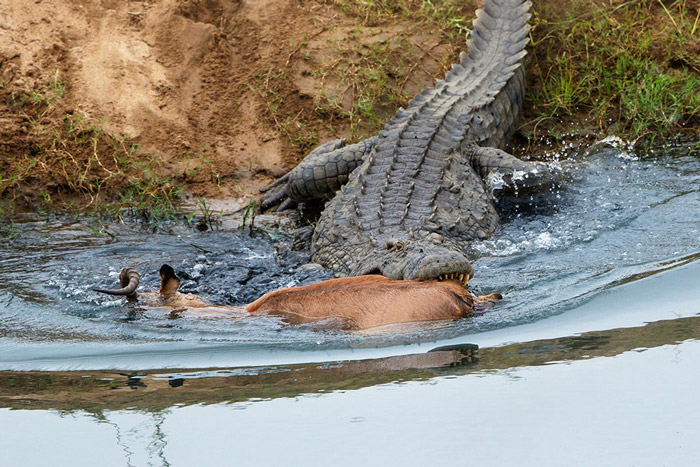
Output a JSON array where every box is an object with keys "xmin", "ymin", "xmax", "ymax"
[{"xmin": 1, "ymin": 139, "xmax": 700, "ymax": 465}]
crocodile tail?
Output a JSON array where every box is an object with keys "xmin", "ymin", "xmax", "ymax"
[
  {"xmin": 444, "ymin": 0, "xmax": 532, "ymax": 101},
  {"xmin": 468, "ymin": 0, "xmax": 531, "ymax": 68},
  {"xmin": 385, "ymin": 0, "xmax": 531, "ymax": 130}
]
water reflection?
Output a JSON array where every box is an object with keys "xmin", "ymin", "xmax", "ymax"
[
  {"xmin": 111, "ymin": 373, "xmax": 149, "ymax": 390},
  {"xmin": 2, "ymin": 315, "xmax": 698, "ymax": 412},
  {"xmin": 2, "ymin": 318, "xmax": 700, "ymax": 466}
]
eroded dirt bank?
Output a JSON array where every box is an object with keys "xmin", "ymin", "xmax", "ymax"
[
  {"xmin": 1, "ymin": 0, "xmax": 698, "ymax": 212},
  {"xmin": 1, "ymin": 0, "xmax": 463, "ymax": 210}
]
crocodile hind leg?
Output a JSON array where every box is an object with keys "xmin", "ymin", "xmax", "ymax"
[
  {"xmin": 468, "ymin": 145, "xmax": 560, "ymax": 198},
  {"xmin": 261, "ymin": 137, "xmax": 377, "ymax": 211}
]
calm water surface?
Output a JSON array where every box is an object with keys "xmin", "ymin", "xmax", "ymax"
[{"xmin": 1, "ymin": 139, "xmax": 699, "ymax": 465}]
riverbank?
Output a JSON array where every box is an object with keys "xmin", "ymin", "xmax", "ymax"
[{"xmin": 1, "ymin": 0, "xmax": 698, "ymax": 215}]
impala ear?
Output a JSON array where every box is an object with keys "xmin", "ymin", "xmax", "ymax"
[
  {"xmin": 159, "ymin": 264, "xmax": 181, "ymax": 295},
  {"xmin": 474, "ymin": 293, "xmax": 503, "ymax": 302}
]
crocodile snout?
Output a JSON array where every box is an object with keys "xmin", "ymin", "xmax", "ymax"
[
  {"xmin": 402, "ymin": 249, "xmax": 474, "ymax": 286},
  {"xmin": 351, "ymin": 241, "xmax": 475, "ymax": 286}
]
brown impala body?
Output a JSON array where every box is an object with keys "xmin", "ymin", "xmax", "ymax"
[{"xmin": 94, "ymin": 265, "xmax": 500, "ymax": 330}]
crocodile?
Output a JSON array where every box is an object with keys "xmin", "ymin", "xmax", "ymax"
[{"xmin": 261, "ymin": 0, "xmax": 553, "ymax": 287}]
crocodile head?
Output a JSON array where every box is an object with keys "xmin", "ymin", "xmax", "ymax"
[{"xmin": 350, "ymin": 233, "xmax": 474, "ymax": 287}]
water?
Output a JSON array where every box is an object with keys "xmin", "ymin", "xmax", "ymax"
[
  {"xmin": 2, "ymin": 291, "xmax": 700, "ymax": 465},
  {"xmin": 1, "ymin": 138, "xmax": 700, "ymax": 465},
  {"xmin": 1, "ymin": 139, "xmax": 698, "ymax": 367}
]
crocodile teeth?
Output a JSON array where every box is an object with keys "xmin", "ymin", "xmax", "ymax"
[{"xmin": 435, "ymin": 273, "xmax": 469, "ymax": 287}]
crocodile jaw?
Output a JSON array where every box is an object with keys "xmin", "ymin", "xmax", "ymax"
[
  {"xmin": 351, "ymin": 242, "xmax": 474, "ymax": 287},
  {"xmin": 401, "ymin": 247, "xmax": 474, "ymax": 286}
]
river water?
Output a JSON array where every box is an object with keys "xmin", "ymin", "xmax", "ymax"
[{"xmin": 1, "ymin": 138, "xmax": 699, "ymax": 465}]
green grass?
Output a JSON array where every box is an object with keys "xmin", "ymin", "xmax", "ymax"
[
  {"xmin": 30, "ymin": 77, "xmax": 65, "ymax": 108},
  {"xmin": 0, "ymin": 77, "xmax": 186, "ymax": 220},
  {"xmin": 247, "ymin": 69, "xmax": 320, "ymax": 153},
  {"xmin": 0, "ymin": 76, "xmax": 220, "ymax": 228},
  {"xmin": 308, "ymin": 0, "xmax": 474, "ymax": 141},
  {"xmin": 0, "ymin": 213, "xmax": 19, "ymax": 241},
  {"xmin": 186, "ymin": 197, "xmax": 223, "ymax": 231},
  {"xmin": 1, "ymin": 119, "xmax": 182, "ymax": 218},
  {"xmin": 527, "ymin": 0, "xmax": 700, "ymax": 139},
  {"xmin": 323, "ymin": 0, "xmax": 472, "ymax": 41},
  {"xmin": 319, "ymin": 0, "xmax": 699, "ymax": 142},
  {"xmin": 312, "ymin": 37, "xmax": 419, "ymax": 140}
]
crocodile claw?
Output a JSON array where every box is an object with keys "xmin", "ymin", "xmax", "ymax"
[
  {"xmin": 260, "ymin": 173, "xmax": 296, "ymax": 211},
  {"xmin": 277, "ymin": 198, "xmax": 297, "ymax": 212}
]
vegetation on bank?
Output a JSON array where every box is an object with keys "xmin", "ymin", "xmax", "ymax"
[
  {"xmin": 0, "ymin": 77, "xmax": 182, "ymax": 218},
  {"xmin": 527, "ymin": 0, "xmax": 699, "ymax": 139},
  {"xmin": 320, "ymin": 0, "xmax": 699, "ymax": 140},
  {"xmin": 1, "ymin": 0, "xmax": 698, "ymax": 215}
]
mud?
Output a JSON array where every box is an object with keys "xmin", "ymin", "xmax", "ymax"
[{"xmin": 0, "ymin": 0, "xmax": 462, "ymax": 208}]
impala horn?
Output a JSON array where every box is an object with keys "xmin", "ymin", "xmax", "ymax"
[{"xmin": 93, "ymin": 268, "xmax": 140, "ymax": 299}]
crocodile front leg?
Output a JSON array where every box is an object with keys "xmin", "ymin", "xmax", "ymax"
[
  {"xmin": 469, "ymin": 145, "xmax": 560, "ymax": 198},
  {"xmin": 261, "ymin": 137, "xmax": 377, "ymax": 211}
]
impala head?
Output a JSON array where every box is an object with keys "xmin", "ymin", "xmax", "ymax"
[
  {"xmin": 93, "ymin": 264, "xmax": 181, "ymax": 299},
  {"xmin": 158, "ymin": 264, "xmax": 181, "ymax": 295}
]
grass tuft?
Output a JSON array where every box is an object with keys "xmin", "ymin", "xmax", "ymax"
[
  {"xmin": 526, "ymin": 0, "xmax": 700, "ymax": 139},
  {"xmin": 1, "ymin": 76, "xmax": 185, "ymax": 218}
]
